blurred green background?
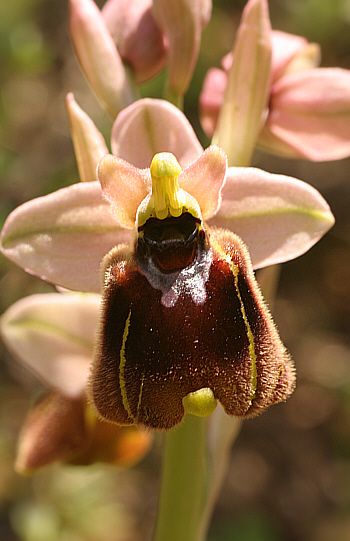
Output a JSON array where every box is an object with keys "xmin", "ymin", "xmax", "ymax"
[{"xmin": 0, "ymin": 0, "xmax": 350, "ymax": 540}]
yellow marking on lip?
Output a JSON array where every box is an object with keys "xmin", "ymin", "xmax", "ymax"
[
  {"xmin": 137, "ymin": 375, "xmax": 144, "ymax": 414},
  {"xmin": 231, "ymin": 263, "xmax": 258, "ymax": 401},
  {"xmin": 208, "ymin": 236, "xmax": 258, "ymax": 401},
  {"xmin": 119, "ymin": 309, "xmax": 134, "ymax": 421}
]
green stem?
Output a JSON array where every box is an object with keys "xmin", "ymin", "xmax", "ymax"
[
  {"xmin": 153, "ymin": 409, "xmax": 242, "ymax": 541},
  {"xmin": 164, "ymin": 89, "xmax": 184, "ymax": 111},
  {"xmin": 162, "ymin": 70, "xmax": 184, "ymax": 110},
  {"xmin": 153, "ymin": 414, "xmax": 209, "ymax": 541}
]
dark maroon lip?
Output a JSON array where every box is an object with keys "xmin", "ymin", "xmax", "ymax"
[{"xmin": 137, "ymin": 212, "xmax": 204, "ymax": 274}]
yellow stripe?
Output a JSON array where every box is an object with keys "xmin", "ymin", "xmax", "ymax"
[
  {"xmin": 209, "ymin": 237, "xmax": 258, "ymax": 401},
  {"xmin": 231, "ymin": 263, "xmax": 258, "ymax": 400},
  {"xmin": 137, "ymin": 375, "xmax": 144, "ymax": 414},
  {"xmin": 119, "ymin": 309, "xmax": 134, "ymax": 420}
]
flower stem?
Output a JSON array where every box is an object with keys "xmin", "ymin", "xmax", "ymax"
[
  {"xmin": 164, "ymin": 89, "xmax": 184, "ymax": 111},
  {"xmin": 153, "ymin": 410, "xmax": 242, "ymax": 541},
  {"xmin": 153, "ymin": 414, "xmax": 209, "ymax": 541},
  {"xmin": 162, "ymin": 74, "xmax": 184, "ymax": 110}
]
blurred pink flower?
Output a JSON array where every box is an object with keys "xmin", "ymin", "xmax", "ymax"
[
  {"xmin": 0, "ymin": 293, "xmax": 152, "ymax": 473},
  {"xmin": 200, "ymin": 0, "xmax": 350, "ymax": 162},
  {"xmin": 259, "ymin": 67, "xmax": 350, "ymax": 161}
]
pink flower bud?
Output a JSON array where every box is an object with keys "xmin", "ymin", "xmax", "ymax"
[
  {"xmin": 66, "ymin": 93, "xmax": 108, "ymax": 182},
  {"xmin": 153, "ymin": 0, "xmax": 212, "ymax": 99},
  {"xmin": 212, "ymin": 0, "xmax": 272, "ymax": 166},
  {"xmin": 102, "ymin": 0, "xmax": 167, "ymax": 84},
  {"xmin": 68, "ymin": 0, "xmax": 136, "ymax": 118}
]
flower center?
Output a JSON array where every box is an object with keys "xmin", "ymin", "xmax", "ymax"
[
  {"xmin": 137, "ymin": 153, "xmax": 201, "ymax": 227},
  {"xmin": 136, "ymin": 153, "xmax": 205, "ymax": 274},
  {"xmin": 138, "ymin": 213, "xmax": 203, "ymax": 273},
  {"xmin": 150, "ymin": 153, "xmax": 183, "ymax": 220}
]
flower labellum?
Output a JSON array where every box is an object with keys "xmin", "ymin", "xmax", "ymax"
[{"xmin": 90, "ymin": 152, "xmax": 295, "ymax": 430}]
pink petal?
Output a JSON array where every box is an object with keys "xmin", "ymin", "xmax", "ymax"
[
  {"xmin": 68, "ymin": 0, "xmax": 135, "ymax": 118},
  {"xmin": 111, "ymin": 98, "xmax": 203, "ymax": 168},
  {"xmin": 257, "ymin": 123, "xmax": 305, "ymax": 158},
  {"xmin": 15, "ymin": 392, "xmax": 88, "ymax": 473},
  {"xmin": 213, "ymin": 0, "xmax": 272, "ymax": 166},
  {"xmin": 98, "ymin": 154, "xmax": 151, "ymax": 229},
  {"xmin": 0, "ymin": 293, "xmax": 100, "ymax": 398},
  {"xmin": 199, "ymin": 67, "xmax": 227, "ymax": 138},
  {"xmin": 271, "ymin": 30, "xmax": 309, "ymax": 82},
  {"xmin": 198, "ymin": 0, "xmax": 212, "ymax": 28},
  {"xmin": 66, "ymin": 93, "xmax": 108, "ymax": 182},
  {"xmin": 221, "ymin": 51, "xmax": 232, "ymax": 72},
  {"xmin": 179, "ymin": 145, "xmax": 227, "ymax": 220},
  {"xmin": 210, "ymin": 167, "xmax": 334, "ymax": 268},
  {"xmin": 266, "ymin": 68, "xmax": 350, "ymax": 161},
  {"xmin": 0, "ymin": 182, "xmax": 131, "ymax": 292}
]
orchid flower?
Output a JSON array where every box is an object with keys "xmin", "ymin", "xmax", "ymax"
[
  {"xmin": 0, "ymin": 292, "xmax": 152, "ymax": 473},
  {"xmin": 0, "ymin": 98, "xmax": 334, "ymax": 430},
  {"xmin": 200, "ymin": 0, "xmax": 350, "ymax": 163},
  {"xmin": 0, "ymin": 0, "xmax": 341, "ymax": 537}
]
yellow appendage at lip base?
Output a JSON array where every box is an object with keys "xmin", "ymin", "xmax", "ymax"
[
  {"xmin": 182, "ymin": 387, "xmax": 217, "ymax": 418},
  {"xmin": 137, "ymin": 153, "xmax": 202, "ymax": 226},
  {"xmin": 151, "ymin": 153, "xmax": 182, "ymax": 220}
]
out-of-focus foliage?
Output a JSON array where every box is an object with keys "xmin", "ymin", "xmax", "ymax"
[{"xmin": 0, "ymin": 0, "xmax": 350, "ymax": 540}]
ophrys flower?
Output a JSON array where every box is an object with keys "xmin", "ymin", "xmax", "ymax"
[{"xmin": 0, "ymin": 99, "xmax": 334, "ymax": 430}]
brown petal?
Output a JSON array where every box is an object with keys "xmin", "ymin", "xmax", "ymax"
[
  {"xmin": 71, "ymin": 409, "xmax": 152, "ymax": 466},
  {"xmin": 15, "ymin": 392, "xmax": 87, "ymax": 474}
]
